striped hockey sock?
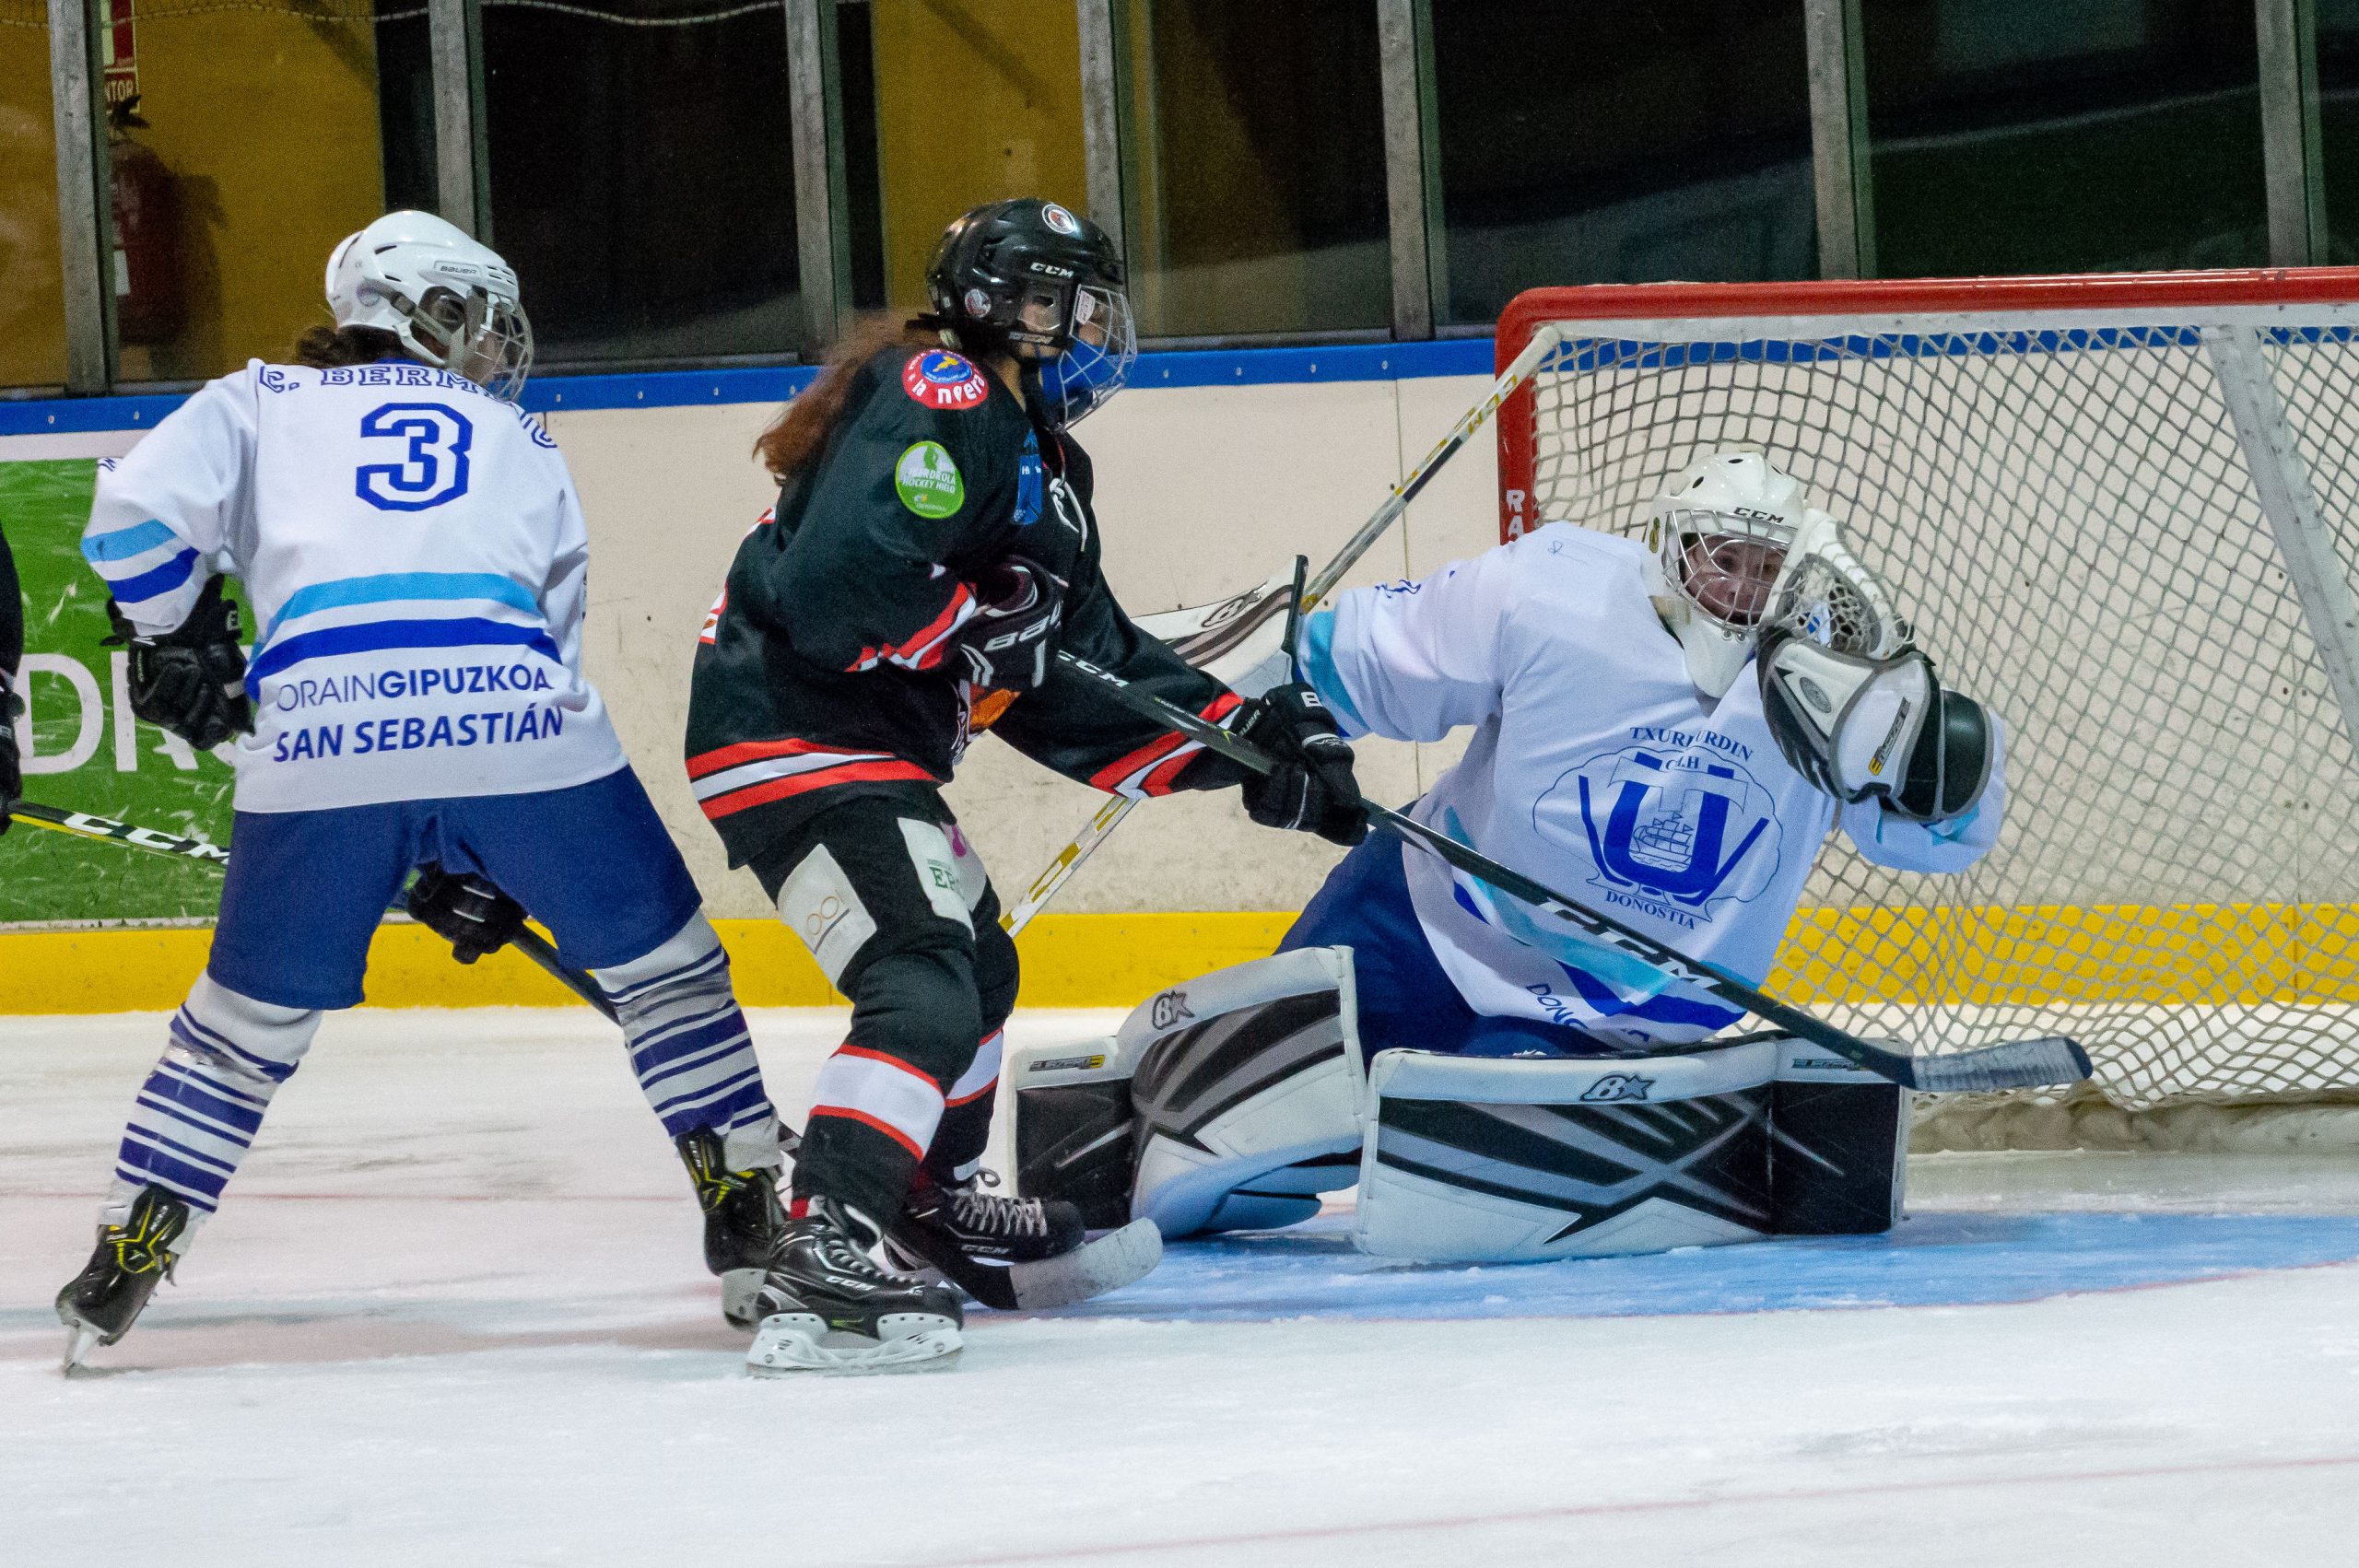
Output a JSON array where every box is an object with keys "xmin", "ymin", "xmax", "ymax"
[
  {"xmin": 104, "ymin": 974, "xmax": 326, "ymax": 1246},
  {"xmin": 594, "ymin": 913, "xmax": 781, "ymax": 1171}
]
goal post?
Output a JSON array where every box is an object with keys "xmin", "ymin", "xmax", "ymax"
[{"xmin": 1493, "ymin": 270, "xmax": 2359, "ymax": 1144}]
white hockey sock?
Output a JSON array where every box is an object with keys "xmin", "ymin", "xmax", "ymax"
[{"xmin": 593, "ymin": 913, "xmax": 780, "ymax": 1166}]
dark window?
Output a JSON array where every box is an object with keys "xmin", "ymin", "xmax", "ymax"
[
  {"xmin": 2318, "ymin": 0, "xmax": 2359, "ymax": 263},
  {"xmin": 1861, "ymin": 0, "xmax": 2267, "ymax": 277},
  {"xmin": 1, "ymin": 23, "xmax": 66, "ymax": 389},
  {"xmin": 482, "ymin": 0, "xmax": 801, "ymax": 367},
  {"xmin": 1117, "ymin": 0, "xmax": 1390, "ymax": 338},
  {"xmin": 1431, "ymin": 1, "xmax": 1816, "ymax": 326}
]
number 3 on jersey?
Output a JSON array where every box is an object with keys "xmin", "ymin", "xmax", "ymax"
[{"xmin": 355, "ymin": 402, "xmax": 474, "ymax": 511}]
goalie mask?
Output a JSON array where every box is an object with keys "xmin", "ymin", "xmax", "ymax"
[
  {"xmin": 325, "ymin": 211, "xmax": 534, "ymax": 402},
  {"xmin": 1640, "ymin": 451, "xmax": 1818, "ymax": 698}
]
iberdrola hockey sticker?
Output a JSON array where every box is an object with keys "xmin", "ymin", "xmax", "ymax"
[
  {"xmin": 896, "ymin": 440, "xmax": 966, "ymax": 519},
  {"xmin": 903, "ymin": 348, "xmax": 990, "ymax": 411}
]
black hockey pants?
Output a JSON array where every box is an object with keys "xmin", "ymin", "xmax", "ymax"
[{"xmin": 749, "ymin": 785, "xmax": 1017, "ymax": 1220}]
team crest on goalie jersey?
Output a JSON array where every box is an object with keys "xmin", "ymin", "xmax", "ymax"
[{"xmin": 1542, "ymin": 736, "xmax": 1783, "ymax": 927}]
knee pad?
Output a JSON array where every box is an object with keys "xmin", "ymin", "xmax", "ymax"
[
  {"xmin": 1355, "ymin": 1040, "xmax": 1907, "ymax": 1262},
  {"xmin": 1011, "ymin": 946, "xmax": 1364, "ymax": 1237}
]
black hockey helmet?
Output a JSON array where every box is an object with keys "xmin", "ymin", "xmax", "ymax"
[{"xmin": 922, "ymin": 197, "xmax": 1136, "ymax": 431}]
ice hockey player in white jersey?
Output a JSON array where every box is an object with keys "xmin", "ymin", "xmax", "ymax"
[
  {"xmin": 53, "ymin": 213, "xmax": 806, "ymax": 1370},
  {"xmin": 1013, "ymin": 451, "xmax": 2007, "ymax": 1264}
]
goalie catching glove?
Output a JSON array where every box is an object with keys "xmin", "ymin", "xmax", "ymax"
[
  {"xmin": 105, "ymin": 577, "xmax": 253, "ymax": 753},
  {"xmin": 1756, "ymin": 633, "xmax": 1986, "ymax": 820},
  {"xmin": 1236, "ymin": 681, "xmax": 1368, "ymax": 846}
]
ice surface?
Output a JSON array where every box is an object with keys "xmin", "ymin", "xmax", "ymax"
[{"xmin": 7, "ymin": 1008, "xmax": 2359, "ymax": 1566}]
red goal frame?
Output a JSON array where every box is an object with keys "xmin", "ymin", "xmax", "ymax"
[{"xmin": 1492, "ymin": 267, "xmax": 2359, "ymax": 544}]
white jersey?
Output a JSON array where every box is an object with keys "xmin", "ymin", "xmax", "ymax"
[
  {"xmin": 83, "ymin": 359, "xmax": 627, "ymax": 814},
  {"xmin": 1298, "ymin": 522, "xmax": 2005, "ymax": 1047}
]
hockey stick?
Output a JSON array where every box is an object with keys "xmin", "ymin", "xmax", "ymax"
[
  {"xmin": 5, "ymin": 800, "xmax": 619, "ymax": 1023},
  {"xmin": 999, "ymin": 324, "xmax": 1569, "ymax": 937},
  {"xmin": 1050, "ymin": 651, "xmax": 2093, "ymax": 1094}
]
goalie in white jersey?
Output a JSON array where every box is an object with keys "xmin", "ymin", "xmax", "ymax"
[
  {"xmin": 55, "ymin": 214, "xmax": 792, "ymax": 1368},
  {"xmin": 1013, "ymin": 451, "xmax": 2006, "ymax": 1263}
]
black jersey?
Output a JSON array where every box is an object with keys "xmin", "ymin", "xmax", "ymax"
[
  {"xmin": 686, "ymin": 344, "xmax": 1244, "ymax": 865},
  {"xmin": 0, "ymin": 520, "xmax": 18, "ymax": 683}
]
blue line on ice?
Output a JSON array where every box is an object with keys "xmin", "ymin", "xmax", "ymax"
[{"xmin": 1036, "ymin": 1211, "xmax": 2359, "ymax": 1322}]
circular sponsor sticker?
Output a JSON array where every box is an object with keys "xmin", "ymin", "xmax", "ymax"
[
  {"xmin": 902, "ymin": 349, "xmax": 990, "ymax": 411},
  {"xmin": 963, "ymin": 287, "xmax": 993, "ymax": 319},
  {"xmin": 1042, "ymin": 203, "xmax": 1082, "ymax": 237},
  {"xmin": 896, "ymin": 440, "xmax": 966, "ymax": 519}
]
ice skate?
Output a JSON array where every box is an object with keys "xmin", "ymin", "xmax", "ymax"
[
  {"xmin": 745, "ymin": 1197, "xmax": 963, "ymax": 1376},
  {"xmin": 886, "ymin": 1170, "xmax": 1162, "ymax": 1312},
  {"xmin": 676, "ymin": 1129, "xmax": 788, "ymax": 1328},
  {"xmin": 56, "ymin": 1186, "xmax": 189, "ymax": 1374}
]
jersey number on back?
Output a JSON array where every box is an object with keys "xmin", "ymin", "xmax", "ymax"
[{"xmin": 355, "ymin": 402, "xmax": 474, "ymax": 512}]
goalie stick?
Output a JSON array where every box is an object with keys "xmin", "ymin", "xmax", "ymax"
[
  {"xmin": 5, "ymin": 800, "xmax": 618, "ymax": 1023},
  {"xmin": 999, "ymin": 323, "xmax": 1569, "ymax": 937},
  {"xmin": 1051, "ymin": 650, "xmax": 2093, "ymax": 1094},
  {"xmin": 6, "ymin": 800, "xmax": 1148, "ymax": 1306}
]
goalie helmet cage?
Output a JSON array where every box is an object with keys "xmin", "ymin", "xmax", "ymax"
[{"xmin": 1494, "ymin": 270, "xmax": 2359, "ymax": 1145}]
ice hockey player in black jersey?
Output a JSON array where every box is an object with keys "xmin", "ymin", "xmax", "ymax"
[{"xmin": 689, "ymin": 198, "xmax": 1367, "ymax": 1375}]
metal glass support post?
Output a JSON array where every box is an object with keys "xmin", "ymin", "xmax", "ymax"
[
  {"xmin": 1376, "ymin": 0, "xmax": 1436, "ymax": 339},
  {"xmin": 785, "ymin": 0, "xmax": 849, "ymax": 354},
  {"xmin": 2206, "ymin": 327, "xmax": 2359, "ymax": 753},
  {"xmin": 1803, "ymin": 0, "xmax": 1873, "ymax": 279},
  {"xmin": 1076, "ymin": 0, "xmax": 1124, "ymax": 257},
  {"xmin": 48, "ymin": 0, "xmax": 108, "ymax": 392},
  {"xmin": 428, "ymin": 0, "xmax": 488, "ymax": 237},
  {"xmin": 2259, "ymin": 0, "xmax": 2326, "ymax": 266}
]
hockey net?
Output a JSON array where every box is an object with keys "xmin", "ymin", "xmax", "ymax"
[{"xmin": 1495, "ymin": 272, "xmax": 2359, "ymax": 1149}]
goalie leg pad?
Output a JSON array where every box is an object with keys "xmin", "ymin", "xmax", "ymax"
[
  {"xmin": 1128, "ymin": 946, "xmax": 1366, "ymax": 1237},
  {"xmin": 1770, "ymin": 1042, "xmax": 1909, "ymax": 1235},
  {"xmin": 1355, "ymin": 1043, "xmax": 1780, "ymax": 1263}
]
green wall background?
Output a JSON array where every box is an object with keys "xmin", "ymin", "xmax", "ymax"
[{"xmin": 3, "ymin": 458, "xmax": 242, "ymax": 924}]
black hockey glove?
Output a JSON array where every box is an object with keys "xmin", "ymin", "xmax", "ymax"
[
  {"xmin": 406, "ymin": 866, "xmax": 529, "ymax": 965},
  {"xmin": 105, "ymin": 577, "xmax": 253, "ymax": 753},
  {"xmin": 945, "ymin": 556, "xmax": 1066, "ymax": 693},
  {"xmin": 0, "ymin": 665, "xmax": 19, "ymax": 838},
  {"xmin": 1237, "ymin": 681, "xmax": 1368, "ymax": 847}
]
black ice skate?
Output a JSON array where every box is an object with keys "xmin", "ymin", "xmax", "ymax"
[
  {"xmin": 56, "ymin": 1186, "xmax": 189, "ymax": 1373},
  {"xmin": 675, "ymin": 1129, "xmax": 788, "ymax": 1328},
  {"xmin": 743, "ymin": 1197, "xmax": 963, "ymax": 1376},
  {"xmin": 885, "ymin": 1170, "xmax": 1163, "ymax": 1312}
]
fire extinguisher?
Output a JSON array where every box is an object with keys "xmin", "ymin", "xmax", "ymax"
[{"xmin": 109, "ymin": 95, "xmax": 183, "ymax": 346}]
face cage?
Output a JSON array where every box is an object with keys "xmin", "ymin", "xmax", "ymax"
[
  {"xmin": 1658, "ymin": 507, "xmax": 1793, "ymax": 632},
  {"xmin": 1034, "ymin": 284, "xmax": 1135, "ymax": 429},
  {"xmin": 405, "ymin": 286, "xmax": 534, "ymax": 402}
]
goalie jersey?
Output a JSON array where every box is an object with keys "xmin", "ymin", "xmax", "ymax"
[
  {"xmin": 1296, "ymin": 522, "xmax": 2006, "ymax": 1048},
  {"xmin": 82, "ymin": 361, "xmax": 628, "ymax": 814}
]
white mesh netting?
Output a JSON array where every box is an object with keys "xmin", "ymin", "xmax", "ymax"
[{"xmin": 1509, "ymin": 298, "xmax": 2359, "ymax": 1130}]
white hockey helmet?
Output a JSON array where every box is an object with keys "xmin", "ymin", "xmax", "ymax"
[
  {"xmin": 1640, "ymin": 450, "xmax": 1826, "ymax": 698},
  {"xmin": 324, "ymin": 211, "xmax": 534, "ymax": 401}
]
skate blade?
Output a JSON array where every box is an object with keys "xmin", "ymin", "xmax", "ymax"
[
  {"xmin": 60, "ymin": 1323, "xmax": 102, "ymax": 1376},
  {"xmin": 745, "ymin": 1311, "xmax": 962, "ymax": 1377},
  {"xmin": 1007, "ymin": 1217, "xmax": 1163, "ymax": 1310}
]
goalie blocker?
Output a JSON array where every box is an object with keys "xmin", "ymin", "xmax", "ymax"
[{"xmin": 1011, "ymin": 949, "xmax": 1907, "ymax": 1264}]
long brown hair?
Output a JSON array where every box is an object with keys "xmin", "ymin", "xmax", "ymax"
[
  {"xmin": 291, "ymin": 323, "xmax": 407, "ymax": 369},
  {"xmin": 756, "ymin": 315, "xmax": 942, "ymax": 482}
]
